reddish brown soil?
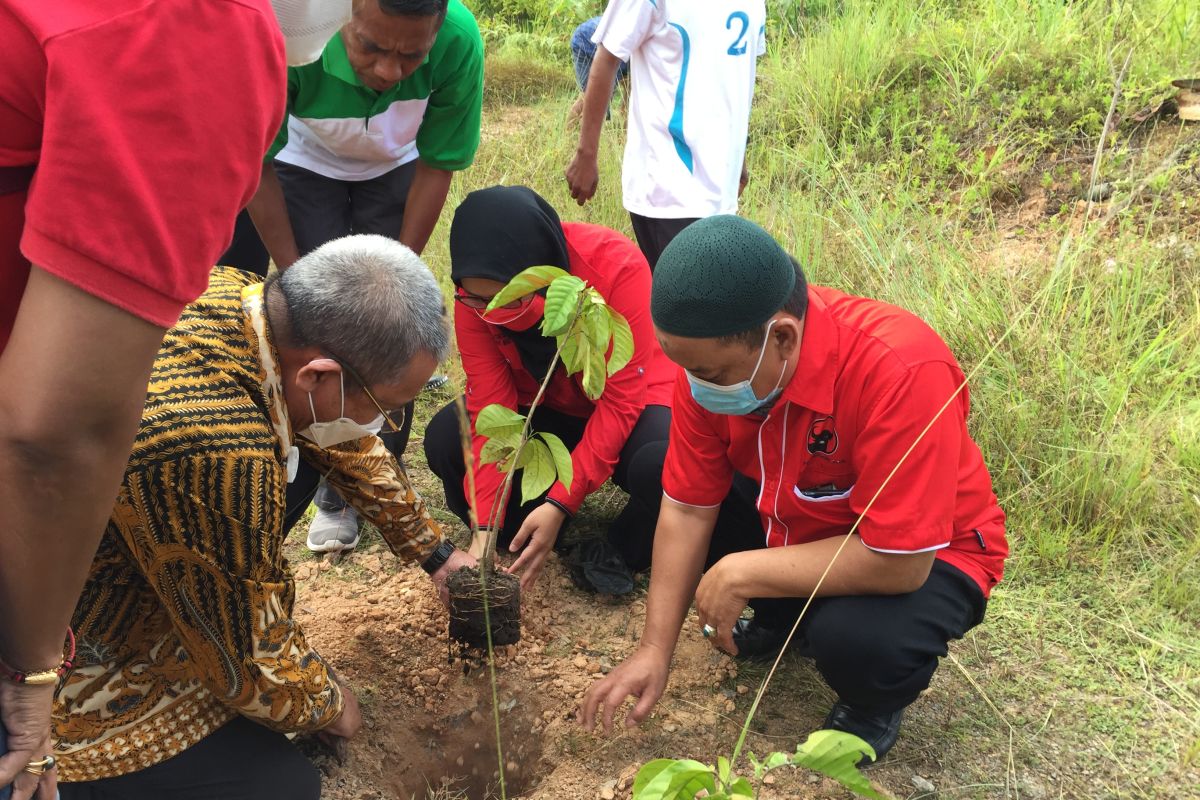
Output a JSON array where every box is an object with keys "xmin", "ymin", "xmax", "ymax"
[{"xmin": 290, "ymin": 544, "xmax": 984, "ymax": 800}]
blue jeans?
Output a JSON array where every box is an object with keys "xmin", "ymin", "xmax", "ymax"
[{"xmin": 570, "ymin": 17, "xmax": 629, "ymax": 117}]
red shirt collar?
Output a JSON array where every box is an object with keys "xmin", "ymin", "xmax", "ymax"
[{"xmin": 777, "ymin": 287, "xmax": 838, "ymax": 415}]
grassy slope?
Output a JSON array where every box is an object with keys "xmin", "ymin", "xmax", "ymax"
[{"xmin": 399, "ymin": 0, "xmax": 1199, "ymax": 795}]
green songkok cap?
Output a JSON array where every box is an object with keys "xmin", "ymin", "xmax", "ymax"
[{"xmin": 651, "ymin": 215, "xmax": 796, "ymax": 338}]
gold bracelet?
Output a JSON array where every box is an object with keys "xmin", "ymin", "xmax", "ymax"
[
  {"xmin": 0, "ymin": 628, "xmax": 76, "ymax": 685},
  {"xmin": 20, "ymin": 670, "xmax": 61, "ymax": 686}
]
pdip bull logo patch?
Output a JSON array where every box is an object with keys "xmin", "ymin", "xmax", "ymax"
[{"xmin": 807, "ymin": 415, "xmax": 838, "ymax": 456}]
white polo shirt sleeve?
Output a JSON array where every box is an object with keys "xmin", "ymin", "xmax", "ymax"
[{"xmin": 591, "ymin": 0, "xmax": 667, "ymax": 62}]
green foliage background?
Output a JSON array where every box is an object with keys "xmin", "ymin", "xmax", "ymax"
[{"xmin": 409, "ymin": 0, "xmax": 1200, "ymax": 792}]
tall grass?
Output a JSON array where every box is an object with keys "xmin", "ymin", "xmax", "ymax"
[
  {"xmin": 403, "ymin": 1, "xmax": 1200, "ymax": 793},
  {"xmin": 455, "ymin": 0, "xmax": 1200, "ymax": 625}
]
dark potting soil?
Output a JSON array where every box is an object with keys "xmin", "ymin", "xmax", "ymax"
[{"xmin": 447, "ymin": 566, "xmax": 522, "ymax": 648}]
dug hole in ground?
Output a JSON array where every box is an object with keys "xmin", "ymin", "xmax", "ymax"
[{"xmin": 292, "ymin": 539, "xmax": 988, "ymax": 800}]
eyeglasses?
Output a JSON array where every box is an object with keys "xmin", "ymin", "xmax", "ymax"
[
  {"xmin": 329, "ymin": 356, "xmax": 405, "ymax": 435},
  {"xmin": 453, "ymin": 288, "xmax": 532, "ymax": 311}
]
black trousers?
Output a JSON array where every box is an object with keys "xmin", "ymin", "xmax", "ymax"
[
  {"xmin": 217, "ymin": 159, "xmax": 418, "ymax": 276},
  {"xmin": 281, "ymin": 402, "xmax": 415, "ymax": 537},
  {"xmin": 706, "ymin": 478, "xmax": 988, "ymax": 714},
  {"xmin": 423, "ymin": 401, "xmax": 671, "ymax": 571},
  {"xmin": 59, "ymin": 717, "xmax": 320, "ymax": 800},
  {"xmin": 628, "ymin": 213, "xmax": 699, "ymax": 271}
]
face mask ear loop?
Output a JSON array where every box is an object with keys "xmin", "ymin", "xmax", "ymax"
[
  {"xmin": 307, "ymin": 391, "xmax": 319, "ymax": 425},
  {"xmin": 337, "ymin": 370, "xmax": 347, "ymax": 418},
  {"xmin": 748, "ymin": 318, "xmax": 779, "ymax": 384}
]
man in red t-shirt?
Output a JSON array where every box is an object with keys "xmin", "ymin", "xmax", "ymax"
[
  {"xmin": 582, "ymin": 216, "xmax": 1007, "ymax": 762},
  {"xmin": 0, "ymin": 2, "xmax": 286, "ymax": 796}
]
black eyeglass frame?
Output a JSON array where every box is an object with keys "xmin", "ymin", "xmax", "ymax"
[{"xmin": 328, "ymin": 355, "xmax": 405, "ymax": 435}]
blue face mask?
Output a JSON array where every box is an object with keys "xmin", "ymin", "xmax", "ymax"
[{"xmin": 686, "ymin": 320, "xmax": 787, "ymax": 416}]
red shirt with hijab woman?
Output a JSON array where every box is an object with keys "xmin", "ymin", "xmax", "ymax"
[{"xmin": 423, "ymin": 185, "xmax": 675, "ymax": 593}]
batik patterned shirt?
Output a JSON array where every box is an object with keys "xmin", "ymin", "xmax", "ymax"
[{"xmin": 53, "ymin": 267, "xmax": 443, "ymax": 780}]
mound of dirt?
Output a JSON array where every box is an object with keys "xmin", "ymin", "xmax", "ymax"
[{"xmin": 291, "ymin": 546, "xmax": 845, "ymax": 800}]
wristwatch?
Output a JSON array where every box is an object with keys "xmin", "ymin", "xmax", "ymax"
[{"xmin": 420, "ymin": 539, "xmax": 456, "ymax": 575}]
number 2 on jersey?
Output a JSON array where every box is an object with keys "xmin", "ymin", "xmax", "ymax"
[{"xmin": 726, "ymin": 11, "xmax": 749, "ymax": 55}]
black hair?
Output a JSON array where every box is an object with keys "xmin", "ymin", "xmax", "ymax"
[
  {"xmin": 377, "ymin": 0, "xmax": 448, "ymax": 17},
  {"xmin": 718, "ymin": 256, "xmax": 809, "ymax": 347}
]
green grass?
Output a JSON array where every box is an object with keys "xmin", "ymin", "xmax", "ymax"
[{"xmin": 295, "ymin": 0, "xmax": 1200, "ymax": 795}]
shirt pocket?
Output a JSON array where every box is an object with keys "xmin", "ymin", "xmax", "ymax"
[
  {"xmin": 794, "ymin": 483, "xmax": 854, "ymax": 503},
  {"xmin": 786, "ymin": 481, "xmax": 859, "ymax": 541}
]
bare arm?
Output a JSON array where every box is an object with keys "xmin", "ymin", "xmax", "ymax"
[
  {"xmin": 565, "ymin": 45, "xmax": 624, "ymax": 206},
  {"xmin": 580, "ymin": 500, "xmax": 718, "ymax": 731},
  {"xmin": 398, "ymin": 161, "xmax": 453, "ymax": 256},
  {"xmin": 0, "ymin": 268, "xmax": 165, "ymax": 791},
  {"xmin": 246, "ymin": 161, "xmax": 301, "ymax": 270},
  {"xmin": 639, "ymin": 501, "xmax": 720, "ymax": 656},
  {"xmin": 695, "ymin": 536, "xmax": 937, "ymax": 655}
]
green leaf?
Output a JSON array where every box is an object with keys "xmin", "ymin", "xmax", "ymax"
[
  {"xmin": 717, "ymin": 756, "xmax": 731, "ymax": 784},
  {"xmin": 582, "ymin": 295, "xmax": 612, "ymax": 352},
  {"xmin": 542, "ymin": 274, "xmax": 586, "ymax": 337},
  {"xmin": 792, "ymin": 730, "xmax": 884, "ymax": 800},
  {"xmin": 559, "ymin": 328, "xmax": 586, "ymax": 376},
  {"xmin": 607, "ymin": 307, "xmax": 634, "ymax": 376},
  {"xmin": 632, "ymin": 760, "xmax": 676, "ymax": 798},
  {"xmin": 631, "ymin": 759, "xmax": 716, "ymax": 800},
  {"xmin": 517, "ymin": 438, "xmax": 556, "ymax": 505},
  {"xmin": 479, "ymin": 438, "xmax": 515, "ymax": 469},
  {"xmin": 727, "ymin": 777, "xmax": 755, "ymax": 797},
  {"xmin": 474, "ymin": 404, "xmax": 525, "ymax": 449},
  {"xmin": 486, "ymin": 265, "xmax": 570, "ymax": 311},
  {"xmin": 537, "ymin": 432, "xmax": 573, "ymax": 493},
  {"xmin": 763, "ymin": 751, "xmax": 791, "ymax": 771},
  {"xmin": 581, "ymin": 344, "xmax": 607, "ymax": 400}
]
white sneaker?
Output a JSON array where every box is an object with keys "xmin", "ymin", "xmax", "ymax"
[{"xmin": 306, "ymin": 506, "xmax": 361, "ymax": 553}]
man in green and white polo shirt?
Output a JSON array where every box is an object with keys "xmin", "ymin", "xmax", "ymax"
[
  {"xmin": 244, "ymin": 0, "xmax": 483, "ymax": 554},
  {"xmin": 245, "ymin": 0, "xmax": 482, "ymax": 269}
]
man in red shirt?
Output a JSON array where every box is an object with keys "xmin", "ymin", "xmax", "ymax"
[
  {"xmin": 0, "ymin": 3, "xmax": 285, "ymax": 797},
  {"xmin": 582, "ymin": 215, "xmax": 1007, "ymax": 761}
]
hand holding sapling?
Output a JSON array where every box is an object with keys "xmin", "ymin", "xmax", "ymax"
[
  {"xmin": 506, "ymin": 502, "xmax": 568, "ymax": 590},
  {"xmin": 430, "ymin": 548, "xmax": 478, "ymax": 608}
]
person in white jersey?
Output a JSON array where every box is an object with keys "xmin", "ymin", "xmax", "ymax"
[{"xmin": 564, "ymin": 0, "xmax": 766, "ymax": 269}]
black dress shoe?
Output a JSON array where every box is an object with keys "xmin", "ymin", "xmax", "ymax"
[
  {"xmin": 731, "ymin": 618, "xmax": 789, "ymax": 660},
  {"xmin": 821, "ymin": 701, "xmax": 904, "ymax": 763}
]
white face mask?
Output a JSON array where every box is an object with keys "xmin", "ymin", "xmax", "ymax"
[
  {"xmin": 269, "ymin": 0, "xmax": 352, "ymax": 65},
  {"xmin": 298, "ymin": 371, "xmax": 385, "ymax": 448}
]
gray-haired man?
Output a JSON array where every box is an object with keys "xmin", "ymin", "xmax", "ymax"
[{"xmin": 54, "ymin": 235, "xmax": 473, "ymax": 797}]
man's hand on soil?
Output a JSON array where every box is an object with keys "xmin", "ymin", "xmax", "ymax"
[
  {"xmin": 565, "ymin": 151, "xmax": 600, "ymax": 206},
  {"xmin": 430, "ymin": 548, "xmax": 478, "ymax": 608},
  {"xmin": 694, "ymin": 554, "xmax": 751, "ymax": 657},
  {"xmin": 579, "ymin": 645, "xmax": 670, "ymax": 734},
  {"xmin": 505, "ymin": 502, "xmax": 566, "ymax": 591}
]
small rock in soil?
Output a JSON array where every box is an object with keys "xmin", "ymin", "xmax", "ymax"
[
  {"xmin": 736, "ymin": 684, "xmax": 749, "ymax": 695},
  {"xmin": 1081, "ymin": 182, "xmax": 1113, "ymax": 202},
  {"xmin": 912, "ymin": 775, "xmax": 937, "ymax": 794}
]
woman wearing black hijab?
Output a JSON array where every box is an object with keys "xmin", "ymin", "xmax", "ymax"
[{"xmin": 423, "ymin": 186, "xmax": 676, "ymax": 593}]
